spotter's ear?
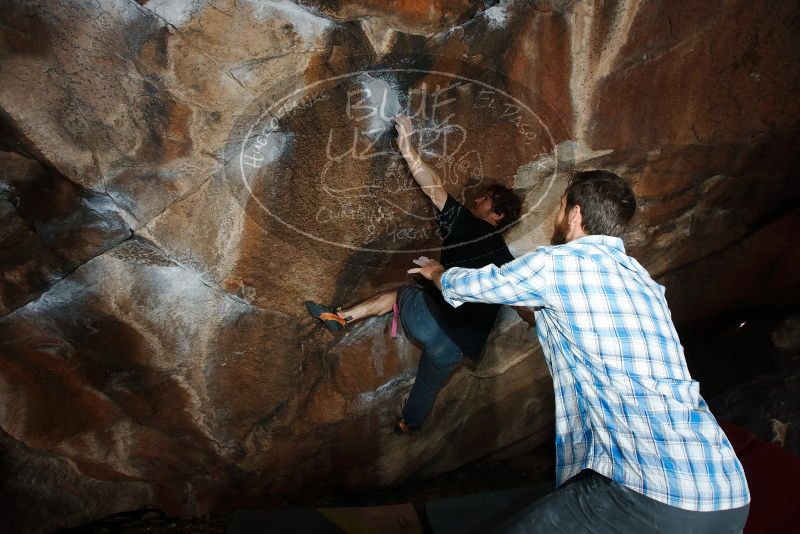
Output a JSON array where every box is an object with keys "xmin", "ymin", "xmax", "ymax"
[{"xmin": 567, "ymin": 204, "xmax": 582, "ymax": 226}]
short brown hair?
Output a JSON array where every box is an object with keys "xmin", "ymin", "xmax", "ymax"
[
  {"xmin": 565, "ymin": 170, "xmax": 636, "ymax": 236},
  {"xmin": 486, "ymin": 183, "xmax": 522, "ymax": 231}
]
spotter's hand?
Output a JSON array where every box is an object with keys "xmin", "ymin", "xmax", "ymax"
[{"xmin": 407, "ymin": 256, "xmax": 445, "ymax": 282}]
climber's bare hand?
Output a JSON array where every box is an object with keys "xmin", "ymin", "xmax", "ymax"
[{"xmin": 394, "ymin": 114, "xmax": 414, "ymax": 152}]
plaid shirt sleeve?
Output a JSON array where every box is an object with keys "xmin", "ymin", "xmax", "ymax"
[{"xmin": 440, "ymin": 250, "xmax": 549, "ymax": 308}]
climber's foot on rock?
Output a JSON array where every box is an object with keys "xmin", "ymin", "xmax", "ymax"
[
  {"xmin": 304, "ymin": 300, "xmax": 351, "ymax": 332},
  {"xmin": 393, "ymin": 418, "xmax": 416, "ymax": 434}
]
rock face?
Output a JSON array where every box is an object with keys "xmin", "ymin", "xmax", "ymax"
[
  {"xmin": 0, "ymin": 0, "xmax": 798, "ymax": 531},
  {"xmin": 708, "ymin": 315, "xmax": 800, "ymax": 455}
]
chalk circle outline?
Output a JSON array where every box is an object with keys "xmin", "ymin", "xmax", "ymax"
[{"xmin": 236, "ymin": 62, "xmax": 561, "ymax": 254}]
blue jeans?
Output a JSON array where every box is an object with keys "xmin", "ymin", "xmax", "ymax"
[
  {"xmin": 495, "ymin": 470, "xmax": 749, "ymax": 534},
  {"xmin": 397, "ymin": 285, "xmax": 462, "ymax": 430}
]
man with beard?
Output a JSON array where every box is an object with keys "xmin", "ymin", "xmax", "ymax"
[{"xmin": 408, "ymin": 170, "xmax": 750, "ymax": 533}]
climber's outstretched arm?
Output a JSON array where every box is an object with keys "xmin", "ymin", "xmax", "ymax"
[{"xmin": 394, "ymin": 114, "xmax": 448, "ymax": 210}]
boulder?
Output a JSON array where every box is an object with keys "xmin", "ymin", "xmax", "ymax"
[{"xmin": 1, "ymin": 0, "xmax": 798, "ymax": 530}]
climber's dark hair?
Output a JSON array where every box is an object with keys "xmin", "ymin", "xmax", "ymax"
[
  {"xmin": 486, "ymin": 183, "xmax": 522, "ymax": 231},
  {"xmin": 565, "ymin": 170, "xmax": 636, "ymax": 237}
]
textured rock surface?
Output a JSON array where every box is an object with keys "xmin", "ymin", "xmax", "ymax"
[
  {"xmin": 1, "ymin": 0, "xmax": 799, "ymax": 531},
  {"xmin": 705, "ymin": 314, "xmax": 800, "ymax": 455}
]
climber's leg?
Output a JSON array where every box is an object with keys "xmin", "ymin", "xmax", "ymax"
[
  {"xmin": 336, "ymin": 289, "xmax": 396, "ymax": 323},
  {"xmin": 401, "ymin": 339, "xmax": 462, "ymax": 430},
  {"xmin": 395, "ymin": 285, "xmax": 462, "ymax": 430},
  {"xmin": 305, "ymin": 290, "xmax": 396, "ymax": 332}
]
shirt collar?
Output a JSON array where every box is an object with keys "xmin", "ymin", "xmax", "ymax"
[{"xmin": 569, "ymin": 234, "xmax": 626, "ymax": 252}]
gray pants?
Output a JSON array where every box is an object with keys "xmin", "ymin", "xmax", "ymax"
[{"xmin": 495, "ymin": 471, "xmax": 749, "ymax": 534}]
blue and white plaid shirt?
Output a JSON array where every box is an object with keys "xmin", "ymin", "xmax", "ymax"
[{"xmin": 441, "ymin": 235, "xmax": 750, "ymax": 511}]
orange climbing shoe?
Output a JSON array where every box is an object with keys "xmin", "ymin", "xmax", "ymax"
[{"xmin": 305, "ymin": 300, "xmax": 352, "ymax": 332}]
